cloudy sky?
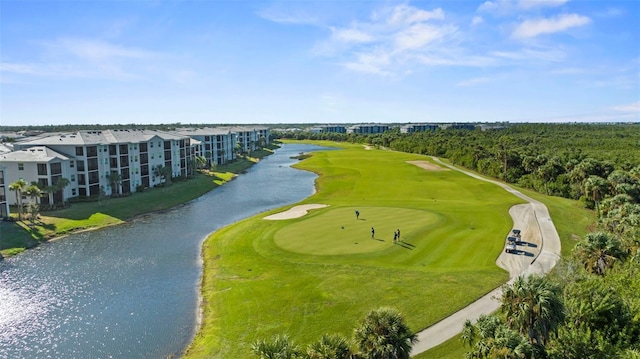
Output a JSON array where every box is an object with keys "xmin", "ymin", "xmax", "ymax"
[{"xmin": 1, "ymin": 0, "xmax": 638, "ymax": 126}]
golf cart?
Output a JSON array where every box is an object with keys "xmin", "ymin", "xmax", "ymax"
[{"xmin": 505, "ymin": 236, "xmax": 517, "ymax": 253}]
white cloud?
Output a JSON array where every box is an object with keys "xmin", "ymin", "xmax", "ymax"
[
  {"xmin": 479, "ymin": 0, "xmax": 569, "ymax": 15},
  {"xmin": 1, "ymin": 38, "xmax": 176, "ymax": 82},
  {"xmin": 47, "ymin": 38, "xmax": 156, "ymax": 61},
  {"xmin": 386, "ymin": 5, "xmax": 444, "ymax": 25},
  {"xmin": 518, "ymin": 0, "xmax": 569, "ymax": 10},
  {"xmin": 512, "ymin": 13, "xmax": 591, "ymax": 39},
  {"xmin": 394, "ymin": 23, "xmax": 456, "ymax": 51},
  {"xmin": 611, "ymin": 101, "xmax": 640, "ymax": 113},
  {"xmin": 471, "ymin": 16, "xmax": 484, "ymax": 26},
  {"xmin": 257, "ymin": 6, "xmax": 319, "ymax": 25},
  {"xmin": 457, "ymin": 76, "xmax": 493, "ymax": 87},
  {"xmin": 491, "ymin": 47, "xmax": 567, "ymax": 62},
  {"xmin": 312, "ymin": 4, "xmax": 459, "ymax": 75},
  {"xmin": 342, "ymin": 50, "xmax": 393, "ymax": 76},
  {"xmin": 331, "ymin": 28, "xmax": 374, "ymax": 43}
]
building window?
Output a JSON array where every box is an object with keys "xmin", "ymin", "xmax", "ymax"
[
  {"xmin": 37, "ymin": 163, "xmax": 48, "ymax": 175},
  {"xmin": 18, "ymin": 163, "xmax": 24, "ymax": 170},
  {"xmin": 150, "ymin": 142, "xmax": 154, "ymax": 148},
  {"xmin": 72, "ymin": 188, "xmax": 77, "ymax": 196},
  {"xmin": 71, "ymin": 174, "xmax": 76, "ymax": 182},
  {"xmin": 76, "ymin": 147, "xmax": 84, "ymax": 156},
  {"xmin": 70, "ymin": 161, "xmax": 75, "ymax": 168},
  {"xmin": 50, "ymin": 162, "xmax": 62, "ymax": 175}
]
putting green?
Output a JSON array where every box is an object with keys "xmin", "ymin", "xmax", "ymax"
[{"xmin": 273, "ymin": 206, "xmax": 439, "ymax": 255}]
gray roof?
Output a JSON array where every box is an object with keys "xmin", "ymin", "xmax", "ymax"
[
  {"xmin": 16, "ymin": 129, "xmax": 189, "ymax": 147},
  {"xmin": 0, "ymin": 146, "xmax": 71, "ymax": 162},
  {"xmin": 174, "ymin": 127, "xmax": 233, "ymax": 136}
]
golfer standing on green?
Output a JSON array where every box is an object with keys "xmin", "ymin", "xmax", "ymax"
[{"xmin": 371, "ymin": 227, "xmax": 375, "ymax": 239}]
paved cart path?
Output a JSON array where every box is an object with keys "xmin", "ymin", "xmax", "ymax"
[{"xmin": 410, "ymin": 157, "xmax": 561, "ymax": 356}]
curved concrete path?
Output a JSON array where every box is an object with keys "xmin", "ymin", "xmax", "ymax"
[{"xmin": 410, "ymin": 157, "xmax": 561, "ymax": 356}]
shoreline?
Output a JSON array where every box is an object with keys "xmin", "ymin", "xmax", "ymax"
[{"xmin": 1, "ymin": 151, "xmax": 270, "ymax": 258}]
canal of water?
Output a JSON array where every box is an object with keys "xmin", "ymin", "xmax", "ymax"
[{"xmin": 0, "ymin": 143, "xmax": 329, "ymax": 358}]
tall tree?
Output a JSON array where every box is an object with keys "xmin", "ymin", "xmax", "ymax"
[
  {"xmin": 252, "ymin": 335, "xmax": 300, "ymax": 359},
  {"xmin": 107, "ymin": 172, "xmax": 122, "ymax": 196},
  {"xmin": 8, "ymin": 178, "xmax": 28, "ymax": 220},
  {"xmin": 574, "ymin": 232, "xmax": 625, "ymax": 276},
  {"xmin": 304, "ymin": 334, "xmax": 353, "ymax": 359},
  {"xmin": 24, "ymin": 183, "xmax": 42, "ymax": 221},
  {"xmin": 353, "ymin": 307, "xmax": 417, "ymax": 359},
  {"xmin": 583, "ymin": 175, "xmax": 610, "ymax": 216},
  {"xmin": 501, "ymin": 275, "xmax": 564, "ymax": 346},
  {"xmin": 462, "ymin": 315, "xmax": 534, "ymax": 359}
]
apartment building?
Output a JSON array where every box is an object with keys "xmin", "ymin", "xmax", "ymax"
[
  {"xmin": 0, "ymin": 146, "xmax": 75, "ymax": 205},
  {"xmin": 13, "ymin": 129, "xmax": 191, "ymax": 197},
  {"xmin": 400, "ymin": 124, "xmax": 439, "ymax": 134},
  {"xmin": 346, "ymin": 124, "xmax": 392, "ymax": 134},
  {"xmin": 174, "ymin": 128, "xmax": 236, "ymax": 166},
  {"xmin": 308, "ymin": 125, "xmax": 347, "ymax": 134}
]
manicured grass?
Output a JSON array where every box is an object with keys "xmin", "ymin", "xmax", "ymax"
[
  {"xmin": 274, "ymin": 206, "xmax": 438, "ymax": 255},
  {"xmin": 0, "ymin": 156, "xmax": 265, "ymax": 257},
  {"xmin": 186, "ymin": 142, "xmax": 524, "ymax": 358},
  {"xmin": 413, "ymin": 335, "xmax": 468, "ymax": 359}
]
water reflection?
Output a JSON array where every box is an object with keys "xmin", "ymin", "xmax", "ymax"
[{"xmin": 0, "ymin": 143, "xmax": 330, "ymax": 358}]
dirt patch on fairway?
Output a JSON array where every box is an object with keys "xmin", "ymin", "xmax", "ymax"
[
  {"xmin": 407, "ymin": 160, "xmax": 449, "ymax": 171},
  {"xmin": 364, "ymin": 145, "xmax": 372, "ymax": 150},
  {"xmin": 263, "ymin": 204, "xmax": 329, "ymax": 220}
]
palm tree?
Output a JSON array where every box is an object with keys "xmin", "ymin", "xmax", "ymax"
[
  {"xmin": 304, "ymin": 334, "xmax": 353, "ymax": 359},
  {"xmin": 107, "ymin": 172, "xmax": 122, "ymax": 196},
  {"xmin": 24, "ymin": 183, "xmax": 42, "ymax": 222},
  {"xmin": 24, "ymin": 183, "xmax": 42, "ymax": 205},
  {"xmin": 574, "ymin": 232, "xmax": 625, "ymax": 275},
  {"xmin": 353, "ymin": 307, "xmax": 417, "ymax": 359},
  {"xmin": 194, "ymin": 155, "xmax": 207, "ymax": 170},
  {"xmin": 583, "ymin": 175, "xmax": 610, "ymax": 217},
  {"xmin": 462, "ymin": 315, "xmax": 534, "ymax": 359},
  {"xmin": 501, "ymin": 275, "xmax": 564, "ymax": 346},
  {"xmin": 252, "ymin": 334, "xmax": 300, "ymax": 359},
  {"xmin": 8, "ymin": 178, "xmax": 28, "ymax": 220}
]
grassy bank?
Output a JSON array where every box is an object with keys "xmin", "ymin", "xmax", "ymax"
[
  {"xmin": 186, "ymin": 142, "xmax": 525, "ymax": 358},
  {"xmin": 0, "ymin": 153, "xmax": 269, "ymax": 257}
]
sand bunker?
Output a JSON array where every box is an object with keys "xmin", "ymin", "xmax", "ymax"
[
  {"xmin": 264, "ymin": 204, "xmax": 329, "ymax": 220},
  {"xmin": 407, "ymin": 160, "xmax": 449, "ymax": 171}
]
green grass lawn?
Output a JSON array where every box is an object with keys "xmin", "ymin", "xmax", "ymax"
[
  {"xmin": 413, "ymin": 335, "xmax": 469, "ymax": 359},
  {"xmin": 186, "ymin": 142, "xmax": 525, "ymax": 358},
  {"xmin": 0, "ymin": 155, "xmax": 264, "ymax": 257}
]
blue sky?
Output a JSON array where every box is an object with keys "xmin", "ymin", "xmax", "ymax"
[{"xmin": 1, "ymin": 0, "xmax": 638, "ymax": 126}]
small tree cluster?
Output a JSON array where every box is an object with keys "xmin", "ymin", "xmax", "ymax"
[{"xmin": 252, "ymin": 307, "xmax": 417, "ymax": 359}]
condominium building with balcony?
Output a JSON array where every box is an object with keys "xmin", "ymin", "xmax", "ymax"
[
  {"xmin": 173, "ymin": 127, "xmax": 236, "ymax": 167},
  {"xmin": 0, "ymin": 146, "xmax": 75, "ymax": 205},
  {"xmin": 12, "ymin": 129, "xmax": 192, "ymax": 197}
]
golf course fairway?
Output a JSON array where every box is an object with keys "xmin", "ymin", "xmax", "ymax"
[{"xmin": 185, "ymin": 141, "xmax": 526, "ymax": 358}]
